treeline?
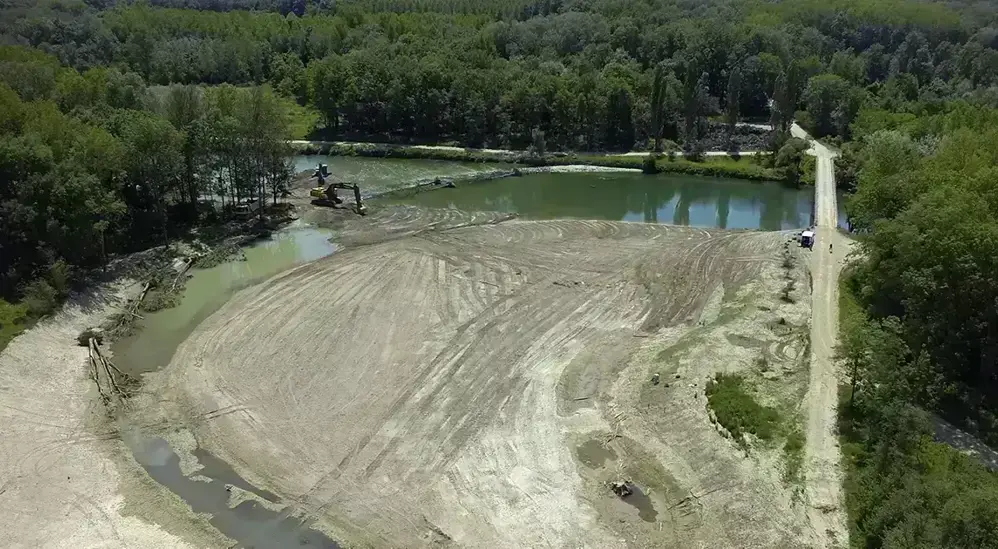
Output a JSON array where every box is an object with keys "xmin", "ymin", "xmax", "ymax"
[
  {"xmin": 838, "ymin": 101, "xmax": 998, "ymax": 546},
  {"xmin": 838, "ymin": 278, "xmax": 998, "ymax": 547},
  {"xmin": 5, "ymin": 0, "xmax": 998, "ymax": 151},
  {"xmin": 846, "ymin": 102, "xmax": 998, "ymax": 441},
  {"xmin": 0, "ymin": 45, "xmax": 292, "ymax": 308}
]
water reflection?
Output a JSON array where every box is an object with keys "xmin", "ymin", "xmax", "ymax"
[{"xmin": 397, "ymin": 172, "xmax": 834, "ymax": 231}]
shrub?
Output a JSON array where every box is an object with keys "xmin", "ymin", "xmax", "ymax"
[
  {"xmin": 706, "ymin": 373, "xmax": 780, "ymax": 443},
  {"xmin": 641, "ymin": 154, "xmax": 660, "ymax": 174},
  {"xmin": 22, "ymin": 279, "xmax": 58, "ymax": 317},
  {"xmin": 48, "ymin": 259, "xmax": 73, "ymax": 298}
]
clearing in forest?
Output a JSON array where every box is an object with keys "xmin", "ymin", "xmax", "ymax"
[{"xmin": 147, "ymin": 215, "xmax": 816, "ymax": 548}]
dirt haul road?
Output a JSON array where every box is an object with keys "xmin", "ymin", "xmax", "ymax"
[
  {"xmin": 792, "ymin": 123, "xmax": 850, "ymax": 548},
  {"xmin": 151, "ymin": 215, "xmax": 817, "ymax": 548}
]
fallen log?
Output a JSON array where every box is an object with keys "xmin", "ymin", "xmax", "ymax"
[
  {"xmin": 126, "ymin": 281, "xmax": 152, "ymax": 317},
  {"xmin": 171, "ymin": 258, "xmax": 194, "ymax": 291},
  {"xmin": 90, "ymin": 338, "xmax": 127, "ymax": 398}
]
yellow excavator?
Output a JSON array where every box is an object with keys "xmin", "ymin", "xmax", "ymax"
[{"xmin": 309, "ymin": 164, "xmax": 366, "ymax": 215}]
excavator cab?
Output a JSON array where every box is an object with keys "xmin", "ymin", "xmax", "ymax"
[{"xmin": 309, "ymin": 163, "xmax": 366, "ymax": 215}]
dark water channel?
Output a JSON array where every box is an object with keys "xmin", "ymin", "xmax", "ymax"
[
  {"xmin": 395, "ymin": 171, "xmax": 848, "ymax": 230},
  {"xmin": 128, "ymin": 436, "xmax": 338, "ymax": 548}
]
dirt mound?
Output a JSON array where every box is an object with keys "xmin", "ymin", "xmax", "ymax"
[{"xmin": 156, "ymin": 220, "xmax": 806, "ymax": 547}]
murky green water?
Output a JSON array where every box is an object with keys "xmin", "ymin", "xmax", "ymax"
[
  {"xmin": 292, "ymin": 155, "xmax": 499, "ymax": 195},
  {"xmin": 114, "ymin": 222, "xmax": 340, "ymax": 548},
  {"xmin": 395, "ymin": 172, "xmax": 843, "ymax": 230},
  {"xmin": 114, "ymin": 221, "xmax": 337, "ymax": 375}
]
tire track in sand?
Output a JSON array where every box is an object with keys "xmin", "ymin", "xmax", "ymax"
[{"xmin": 159, "ymin": 220, "xmax": 802, "ymax": 548}]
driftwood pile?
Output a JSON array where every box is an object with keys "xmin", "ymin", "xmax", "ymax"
[
  {"xmin": 87, "ymin": 337, "xmax": 133, "ymax": 404},
  {"xmin": 79, "ymin": 281, "xmax": 150, "ymax": 405}
]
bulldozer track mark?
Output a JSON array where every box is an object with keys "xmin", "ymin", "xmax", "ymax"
[{"xmin": 162, "ymin": 219, "xmax": 804, "ymax": 549}]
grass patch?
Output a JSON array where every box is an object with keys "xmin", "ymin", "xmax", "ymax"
[
  {"xmin": 281, "ymin": 99, "xmax": 321, "ymax": 140},
  {"xmin": 0, "ymin": 262, "xmax": 74, "ymax": 352},
  {"xmin": 0, "ymin": 299, "xmax": 31, "ymax": 352},
  {"xmin": 660, "ymin": 155, "xmax": 782, "ymax": 181},
  {"xmin": 839, "ymin": 267, "xmax": 866, "ymax": 328},
  {"xmin": 565, "ymin": 153, "xmax": 783, "ymax": 181},
  {"xmin": 782, "ymin": 429, "xmax": 806, "ymax": 486},
  {"xmin": 706, "ymin": 373, "xmax": 780, "ymax": 444}
]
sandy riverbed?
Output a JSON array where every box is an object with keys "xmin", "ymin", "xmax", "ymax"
[
  {"xmin": 0, "ymin": 282, "xmax": 229, "ymax": 548},
  {"xmin": 141, "ymin": 213, "xmax": 815, "ymax": 548}
]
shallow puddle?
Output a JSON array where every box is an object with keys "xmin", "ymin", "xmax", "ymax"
[
  {"xmin": 128, "ymin": 436, "xmax": 338, "ymax": 548},
  {"xmin": 577, "ymin": 439, "xmax": 617, "ymax": 468},
  {"xmin": 621, "ymin": 483, "xmax": 658, "ymax": 523}
]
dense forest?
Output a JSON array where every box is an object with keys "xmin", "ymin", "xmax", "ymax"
[
  {"xmin": 4, "ymin": 0, "xmax": 998, "ymax": 547},
  {"xmin": 0, "ymin": 43, "xmax": 293, "ymax": 342},
  {"xmin": 5, "ymin": 0, "xmax": 998, "ymax": 151},
  {"xmin": 834, "ymin": 99, "xmax": 998, "ymax": 547}
]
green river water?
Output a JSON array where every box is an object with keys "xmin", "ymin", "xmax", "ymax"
[
  {"xmin": 395, "ymin": 170, "xmax": 844, "ymax": 231},
  {"xmin": 292, "ymin": 155, "xmax": 501, "ymax": 194},
  {"xmin": 113, "ymin": 221, "xmax": 337, "ymax": 375}
]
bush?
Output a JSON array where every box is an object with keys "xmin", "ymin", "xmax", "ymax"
[
  {"xmin": 139, "ymin": 288, "xmax": 180, "ymax": 312},
  {"xmin": 706, "ymin": 373, "xmax": 780, "ymax": 444},
  {"xmin": 22, "ymin": 279, "xmax": 58, "ymax": 317},
  {"xmin": 48, "ymin": 259, "xmax": 73, "ymax": 299},
  {"xmin": 800, "ymin": 155, "xmax": 816, "ymax": 186},
  {"xmin": 641, "ymin": 154, "xmax": 660, "ymax": 174}
]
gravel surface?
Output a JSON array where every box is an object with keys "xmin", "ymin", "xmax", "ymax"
[{"xmin": 793, "ymin": 122, "xmax": 851, "ymax": 549}]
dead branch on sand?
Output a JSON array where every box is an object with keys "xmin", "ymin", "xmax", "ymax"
[{"xmin": 88, "ymin": 338, "xmax": 135, "ymax": 401}]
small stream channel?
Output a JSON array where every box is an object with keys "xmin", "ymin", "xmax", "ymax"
[{"xmin": 113, "ymin": 221, "xmax": 340, "ymax": 548}]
